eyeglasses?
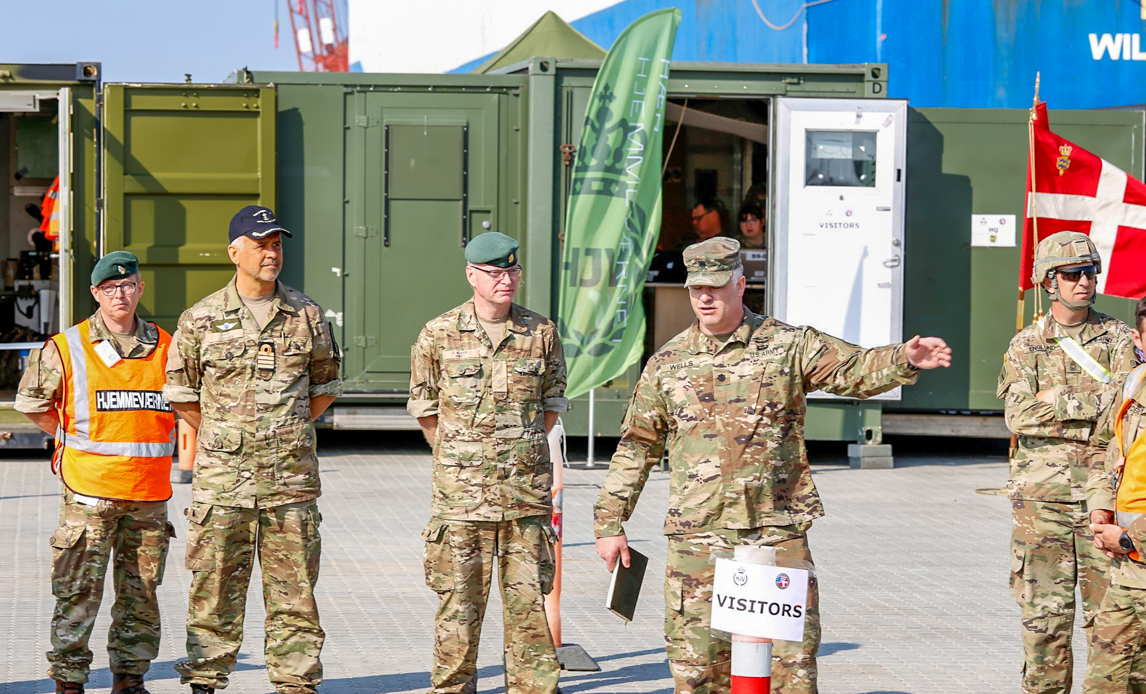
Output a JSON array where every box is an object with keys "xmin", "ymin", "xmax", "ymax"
[
  {"xmin": 691, "ymin": 209, "xmax": 714, "ymax": 224},
  {"xmin": 469, "ymin": 265, "xmax": 522, "ymax": 282},
  {"xmin": 1056, "ymin": 266, "xmax": 1097, "ymax": 282},
  {"xmin": 97, "ymin": 281, "xmax": 139, "ymax": 297}
]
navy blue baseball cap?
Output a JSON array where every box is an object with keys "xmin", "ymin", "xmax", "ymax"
[{"xmin": 228, "ymin": 205, "xmax": 293, "ymax": 244}]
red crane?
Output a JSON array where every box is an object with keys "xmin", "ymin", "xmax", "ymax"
[{"xmin": 284, "ymin": 0, "xmax": 349, "ymax": 72}]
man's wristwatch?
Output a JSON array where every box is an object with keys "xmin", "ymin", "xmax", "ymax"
[{"xmin": 1120, "ymin": 530, "xmax": 1135, "ymax": 553}]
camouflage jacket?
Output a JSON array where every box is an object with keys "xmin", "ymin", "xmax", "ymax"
[
  {"xmin": 999, "ymin": 310, "xmax": 1135, "ymax": 503},
  {"xmin": 163, "ymin": 277, "xmax": 343, "ymax": 509},
  {"xmin": 408, "ymin": 300, "xmax": 567, "ymax": 521},
  {"xmin": 15, "ymin": 310, "xmax": 159, "ymax": 414},
  {"xmin": 594, "ymin": 309, "xmax": 919, "ymax": 537},
  {"xmin": 1087, "ymin": 366, "xmax": 1146, "ymax": 588}
]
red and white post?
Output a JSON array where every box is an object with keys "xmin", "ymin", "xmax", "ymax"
[{"xmin": 731, "ymin": 545, "xmax": 774, "ymax": 694}]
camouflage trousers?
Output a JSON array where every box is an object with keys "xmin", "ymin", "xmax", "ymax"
[
  {"xmin": 422, "ymin": 515, "xmax": 558, "ymax": 694},
  {"xmin": 1011, "ymin": 499, "xmax": 1110, "ymax": 694},
  {"xmin": 46, "ymin": 488, "xmax": 172, "ymax": 684},
  {"xmin": 665, "ymin": 525, "xmax": 819, "ymax": 694},
  {"xmin": 1083, "ymin": 581, "xmax": 1146, "ymax": 693},
  {"xmin": 175, "ymin": 501, "xmax": 324, "ymax": 694}
]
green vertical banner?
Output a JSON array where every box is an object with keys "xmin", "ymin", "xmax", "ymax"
[{"xmin": 558, "ymin": 8, "xmax": 681, "ymax": 400}]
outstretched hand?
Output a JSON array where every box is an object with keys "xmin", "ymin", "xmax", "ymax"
[{"xmin": 905, "ymin": 335, "xmax": 952, "ymax": 370}]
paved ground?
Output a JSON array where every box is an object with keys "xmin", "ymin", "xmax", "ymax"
[{"xmin": 0, "ymin": 434, "xmax": 1089, "ymax": 693}]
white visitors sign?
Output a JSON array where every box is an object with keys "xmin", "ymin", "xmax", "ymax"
[{"xmin": 710, "ymin": 559, "xmax": 809, "ymax": 642}]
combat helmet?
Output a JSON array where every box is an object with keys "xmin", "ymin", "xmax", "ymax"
[{"xmin": 1031, "ymin": 231, "xmax": 1102, "ymax": 309}]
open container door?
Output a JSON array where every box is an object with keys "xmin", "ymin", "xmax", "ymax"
[
  {"xmin": 102, "ymin": 84, "xmax": 276, "ymax": 332},
  {"xmin": 774, "ymin": 97, "xmax": 907, "ymax": 401},
  {"xmin": 56, "ymin": 86, "xmax": 74, "ymax": 329}
]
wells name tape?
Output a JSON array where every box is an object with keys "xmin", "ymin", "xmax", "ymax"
[{"xmin": 710, "ymin": 559, "xmax": 809, "ymax": 642}]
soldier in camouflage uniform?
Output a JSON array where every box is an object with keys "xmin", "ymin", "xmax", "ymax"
[
  {"xmin": 999, "ymin": 231, "xmax": 1137, "ymax": 694},
  {"xmin": 594, "ymin": 238, "xmax": 951, "ymax": 694},
  {"xmin": 1083, "ymin": 298, "xmax": 1146, "ymax": 694},
  {"xmin": 164, "ymin": 206, "xmax": 342, "ymax": 694},
  {"xmin": 408, "ymin": 232, "xmax": 567, "ymax": 694},
  {"xmin": 17, "ymin": 251, "xmax": 176, "ymax": 694}
]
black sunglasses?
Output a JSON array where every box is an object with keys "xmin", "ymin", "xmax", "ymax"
[{"xmin": 1056, "ymin": 265, "xmax": 1097, "ymax": 282}]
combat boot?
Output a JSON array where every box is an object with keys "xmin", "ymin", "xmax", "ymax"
[
  {"xmin": 190, "ymin": 685, "xmax": 215, "ymax": 694},
  {"xmin": 54, "ymin": 682, "xmax": 83, "ymax": 694},
  {"xmin": 111, "ymin": 674, "xmax": 149, "ymax": 694}
]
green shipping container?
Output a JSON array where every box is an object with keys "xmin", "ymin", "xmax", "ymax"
[{"xmin": 0, "ymin": 60, "xmax": 1140, "ymax": 454}]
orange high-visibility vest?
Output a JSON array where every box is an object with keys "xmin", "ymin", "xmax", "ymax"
[
  {"xmin": 1114, "ymin": 363, "xmax": 1146, "ymax": 561},
  {"xmin": 51, "ymin": 318, "xmax": 175, "ymax": 502},
  {"xmin": 39, "ymin": 176, "xmax": 59, "ymax": 240}
]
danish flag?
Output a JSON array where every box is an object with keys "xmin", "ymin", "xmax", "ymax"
[{"xmin": 1022, "ymin": 102, "xmax": 1146, "ymax": 299}]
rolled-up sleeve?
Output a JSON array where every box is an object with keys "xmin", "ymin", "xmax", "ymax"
[
  {"xmin": 14, "ymin": 341, "xmax": 63, "ymax": 414},
  {"xmin": 308, "ymin": 316, "xmax": 343, "ymax": 398},
  {"xmin": 541, "ymin": 325, "xmax": 568, "ymax": 413},
  {"xmin": 407, "ymin": 327, "xmax": 440, "ymax": 418},
  {"xmin": 163, "ymin": 311, "xmax": 202, "ymax": 404}
]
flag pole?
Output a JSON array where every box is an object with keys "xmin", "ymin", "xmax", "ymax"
[
  {"xmin": 1026, "ymin": 72, "xmax": 1045, "ymax": 332},
  {"xmin": 1027, "ymin": 72, "xmax": 1042, "ymax": 323},
  {"xmin": 1012, "ymin": 72, "xmax": 1040, "ymax": 462}
]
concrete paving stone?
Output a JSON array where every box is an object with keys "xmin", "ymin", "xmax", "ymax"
[{"xmin": 0, "ymin": 437, "xmax": 1094, "ymax": 693}]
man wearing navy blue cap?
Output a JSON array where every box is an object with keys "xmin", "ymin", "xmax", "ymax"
[{"xmin": 165, "ymin": 205, "xmax": 341, "ymax": 694}]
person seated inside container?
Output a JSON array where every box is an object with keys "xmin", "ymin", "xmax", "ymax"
[
  {"xmin": 674, "ymin": 198, "xmax": 726, "ymax": 251},
  {"xmin": 735, "ymin": 202, "xmax": 766, "ymax": 250}
]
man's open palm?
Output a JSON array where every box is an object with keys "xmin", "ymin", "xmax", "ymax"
[{"xmin": 905, "ymin": 335, "xmax": 952, "ymax": 370}]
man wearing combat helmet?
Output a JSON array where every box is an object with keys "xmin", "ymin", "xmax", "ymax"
[{"xmin": 999, "ymin": 230, "xmax": 1137, "ymax": 694}]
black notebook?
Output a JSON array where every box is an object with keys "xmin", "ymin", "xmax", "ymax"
[{"xmin": 605, "ymin": 547, "xmax": 649, "ymax": 622}]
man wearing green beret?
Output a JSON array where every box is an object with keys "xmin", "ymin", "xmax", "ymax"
[
  {"xmin": 409, "ymin": 231, "xmax": 568, "ymax": 694},
  {"xmin": 17, "ymin": 250, "xmax": 177, "ymax": 694}
]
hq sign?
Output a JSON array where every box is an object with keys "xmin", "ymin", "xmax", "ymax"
[{"xmin": 710, "ymin": 559, "xmax": 809, "ymax": 642}]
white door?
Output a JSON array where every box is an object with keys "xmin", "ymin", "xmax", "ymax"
[
  {"xmin": 57, "ymin": 86, "xmax": 73, "ymax": 331},
  {"xmin": 773, "ymin": 98, "xmax": 907, "ymax": 400}
]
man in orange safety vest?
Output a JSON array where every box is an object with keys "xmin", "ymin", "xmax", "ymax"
[{"xmin": 16, "ymin": 250, "xmax": 176, "ymax": 694}]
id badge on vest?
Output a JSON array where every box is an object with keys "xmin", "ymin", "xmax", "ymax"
[{"xmin": 93, "ymin": 340, "xmax": 122, "ymax": 368}]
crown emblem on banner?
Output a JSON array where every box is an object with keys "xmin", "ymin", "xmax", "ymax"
[{"xmin": 1057, "ymin": 144, "xmax": 1073, "ymax": 176}]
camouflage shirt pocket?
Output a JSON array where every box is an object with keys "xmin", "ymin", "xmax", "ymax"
[
  {"xmin": 443, "ymin": 359, "xmax": 483, "ymax": 406},
  {"xmin": 274, "ymin": 421, "xmax": 319, "ymax": 488},
  {"xmin": 510, "ymin": 357, "xmax": 545, "ymax": 400},
  {"xmin": 196, "ymin": 423, "xmax": 242, "ymax": 492},
  {"xmin": 421, "ymin": 520, "xmax": 455, "ymax": 592},
  {"xmin": 203, "ymin": 336, "xmax": 248, "ymax": 379},
  {"xmin": 276, "ymin": 336, "xmax": 313, "ymax": 384},
  {"xmin": 434, "ymin": 439, "xmax": 484, "ymax": 508}
]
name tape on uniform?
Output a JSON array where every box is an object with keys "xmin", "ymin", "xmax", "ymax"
[{"xmin": 710, "ymin": 559, "xmax": 809, "ymax": 642}]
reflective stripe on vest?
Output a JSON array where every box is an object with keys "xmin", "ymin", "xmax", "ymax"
[
  {"xmin": 1053, "ymin": 335, "xmax": 1112, "ymax": 384},
  {"xmin": 53, "ymin": 319, "xmax": 175, "ymax": 502},
  {"xmin": 1113, "ymin": 363, "xmax": 1146, "ymax": 562},
  {"xmin": 56, "ymin": 427, "xmax": 174, "ymax": 457}
]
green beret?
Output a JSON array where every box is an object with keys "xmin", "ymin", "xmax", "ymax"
[
  {"xmin": 683, "ymin": 237, "xmax": 742, "ymax": 287},
  {"xmin": 91, "ymin": 251, "xmax": 140, "ymax": 286},
  {"xmin": 465, "ymin": 232, "xmax": 520, "ymax": 268}
]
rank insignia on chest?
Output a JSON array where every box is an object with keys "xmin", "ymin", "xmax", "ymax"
[{"xmin": 257, "ymin": 341, "xmax": 275, "ymax": 375}]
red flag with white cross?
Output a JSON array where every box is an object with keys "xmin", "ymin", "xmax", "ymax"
[{"xmin": 1021, "ymin": 102, "xmax": 1146, "ymax": 298}]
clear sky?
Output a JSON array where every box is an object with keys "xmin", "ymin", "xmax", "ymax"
[{"xmin": 4, "ymin": 0, "xmax": 301, "ymax": 83}]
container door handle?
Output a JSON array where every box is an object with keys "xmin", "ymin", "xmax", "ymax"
[{"xmin": 882, "ymin": 256, "xmax": 901, "ymax": 268}]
